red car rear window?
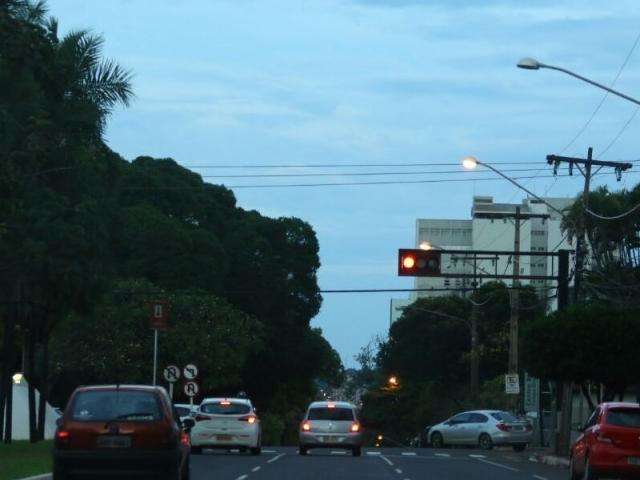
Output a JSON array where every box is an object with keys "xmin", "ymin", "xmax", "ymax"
[
  {"xmin": 606, "ymin": 409, "xmax": 640, "ymax": 428},
  {"xmin": 70, "ymin": 390, "xmax": 162, "ymax": 422}
]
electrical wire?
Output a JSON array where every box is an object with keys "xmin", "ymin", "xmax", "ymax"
[
  {"xmin": 585, "ymin": 202, "xmax": 640, "ymax": 220},
  {"xmin": 597, "ymin": 106, "xmax": 640, "ymax": 158},
  {"xmin": 179, "ymin": 161, "xmax": 558, "ymax": 169}
]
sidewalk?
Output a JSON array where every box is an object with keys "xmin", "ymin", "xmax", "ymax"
[{"xmin": 528, "ymin": 450, "xmax": 570, "ymax": 468}]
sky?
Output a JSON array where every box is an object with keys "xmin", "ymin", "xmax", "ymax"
[{"xmin": 48, "ymin": 0, "xmax": 640, "ymax": 367}]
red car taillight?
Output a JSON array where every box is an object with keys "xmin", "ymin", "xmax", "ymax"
[
  {"xmin": 180, "ymin": 432, "xmax": 191, "ymax": 446},
  {"xmin": 350, "ymin": 422, "xmax": 360, "ymax": 433},
  {"xmin": 239, "ymin": 415, "xmax": 257, "ymax": 424},
  {"xmin": 55, "ymin": 429, "xmax": 70, "ymax": 447},
  {"xmin": 301, "ymin": 421, "xmax": 312, "ymax": 432},
  {"xmin": 496, "ymin": 423, "xmax": 509, "ymax": 432}
]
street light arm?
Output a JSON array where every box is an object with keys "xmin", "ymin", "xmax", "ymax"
[
  {"xmin": 478, "ymin": 161, "xmax": 567, "ymax": 217},
  {"xmin": 541, "ymin": 64, "xmax": 640, "ymax": 107}
]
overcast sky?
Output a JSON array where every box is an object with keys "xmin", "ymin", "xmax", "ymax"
[{"xmin": 49, "ymin": 0, "xmax": 640, "ymax": 367}]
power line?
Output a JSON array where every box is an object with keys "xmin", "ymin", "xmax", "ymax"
[
  {"xmin": 180, "ymin": 161, "xmax": 551, "ymax": 169},
  {"xmin": 585, "ymin": 202, "xmax": 640, "ymax": 220},
  {"xmin": 559, "ymin": 27, "xmax": 640, "ymax": 155},
  {"xmin": 597, "ymin": 106, "xmax": 640, "ymax": 158}
]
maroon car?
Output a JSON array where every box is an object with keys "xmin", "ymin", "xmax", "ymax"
[{"xmin": 53, "ymin": 385, "xmax": 192, "ymax": 479}]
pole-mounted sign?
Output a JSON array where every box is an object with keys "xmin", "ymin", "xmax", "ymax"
[
  {"xmin": 184, "ymin": 381, "xmax": 199, "ymax": 398},
  {"xmin": 183, "ymin": 364, "xmax": 198, "ymax": 380}
]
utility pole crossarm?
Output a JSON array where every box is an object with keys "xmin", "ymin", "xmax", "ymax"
[{"xmin": 547, "ymin": 155, "xmax": 633, "ymax": 171}]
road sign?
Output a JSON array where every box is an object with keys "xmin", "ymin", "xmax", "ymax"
[
  {"xmin": 524, "ymin": 373, "xmax": 540, "ymax": 412},
  {"xmin": 184, "ymin": 381, "xmax": 199, "ymax": 398},
  {"xmin": 505, "ymin": 374, "xmax": 520, "ymax": 395},
  {"xmin": 163, "ymin": 365, "xmax": 181, "ymax": 383},
  {"xmin": 183, "ymin": 364, "xmax": 198, "ymax": 380},
  {"xmin": 149, "ymin": 300, "xmax": 169, "ymax": 330}
]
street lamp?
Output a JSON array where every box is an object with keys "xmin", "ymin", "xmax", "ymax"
[
  {"xmin": 388, "ymin": 376, "xmax": 399, "ymax": 388},
  {"xmin": 419, "ymin": 241, "xmax": 433, "ymax": 251},
  {"xmin": 12, "ymin": 372, "xmax": 24, "ymax": 385},
  {"xmin": 517, "ymin": 57, "xmax": 640, "ymax": 107},
  {"xmin": 461, "ymin": 156, "xmax": 566, "ymax": 217}
]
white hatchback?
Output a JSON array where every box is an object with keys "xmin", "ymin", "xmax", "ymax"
[{"xmin": 190, "ymin": 398, "xmax": 261, "ymax": 455}]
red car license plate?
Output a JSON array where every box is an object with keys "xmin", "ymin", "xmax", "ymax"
[{"xmin": 97, "ymin": 435, "xmax": 131, "ymax": 448}]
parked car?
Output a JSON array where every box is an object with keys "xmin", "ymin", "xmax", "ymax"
[
  {"xmin": 53, "ymin": 385, "xmax": 191, "ymax": 480},
  {"xmin": 299, "ymin": 401, "xmax": 363, "ymax": 456},
  {"xmin": 190, "ymin": 397, "xmax": 261, "ymax": 455},
  {"xmin": 570, "ymin": 402, "xmax": 640, "ymax": 480},
  {"xmin": 429, "ymin": 410, "xmax": 532, "ymax": 451}
]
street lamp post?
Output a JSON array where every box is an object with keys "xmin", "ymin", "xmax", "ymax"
[{"xmin": 517, "ymin": 57, "xmax": 640, "ymax": 107}]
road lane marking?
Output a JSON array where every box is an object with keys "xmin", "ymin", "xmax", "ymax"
[
  {"xmin": 401, "ymin": 452, "xmax": 416, "ymax": 456},
  {"xmin": 267, "ymin": 453, "xmax": 285, "ymax": 464},
  {"xmin": 380, "ymin": 455, "xmax": 394, "ymax": 466},
  {"xmin": 395, "ymin": 468, "xmax": 403, "ymax": 474},
  {"xmin": 235, "ymin": 476, "xmax": 248, "ymax": 480},
  {"xmin": 367, "ymin": 451, "xmax": 382, "ymax": 455},
  {"xmin": 435, "ymin": 453, "xmax": 450, "ymax": 458},
  {"xmin": 477, "ymin": 458, "xmax": 520, "ymax": 472},
  {"xmin": 533, "ymin": 476, "xmax": 548, "ymax": 480},
  {"xmin": 252, "ymin": 466, "xmax": 261, "ymax": 472},
  {"xmin": 331, "ymin": 450, "xmax": 347, "ymax": 455},
  {"xmin": 469, "ymin": 454, "xmax": 486, "ymax": 458},
  {"xmin": 263, "ymin": 449, "xmax": 277, "ymax": 453}
]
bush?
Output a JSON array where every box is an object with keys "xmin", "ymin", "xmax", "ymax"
[{"xmin": 260, "ymin": 413, "xmax": 285, "ymax": 446}]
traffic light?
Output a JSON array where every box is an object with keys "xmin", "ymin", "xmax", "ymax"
[{"xmin": 398, "ymin": 249, "xmax": 441, "ymax": 276}]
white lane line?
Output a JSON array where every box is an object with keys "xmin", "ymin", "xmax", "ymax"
[
  {"xmin": 331, "ymin": 450, "xmax": 347, "ymax": 455},
  {"xmin": 395, "ymin": 468, "xmax": 403, "ymax": 474},
  {"xmin": 252, "ymin": 466, "xmax": 261, "ymax": 472},
  {"xmin": 367, "ymin": 451, "xmax": 382, "ymax": 456},
  {"xmin": 401, "ymin": 452, "xmax": 417, "ymax": 456},
  {"xmin": 476, "ymin": 458, "xmax": 520, "ymax": 472},
  {"xmin": 435, "ymin": 453, "xmax": 451, "ymax": 458},
  {"xmin": 469, "ymin": 454, "xmax": 486, "ymax": 458},
  {"xmin": 16, "ymin": 475, "xmax": 51, "ymax": 480},
  {"xmin": 267, "ymin": 453, "xmax": 285, "ymax": 464},
  {"xmin": 380, "ymin": 455, "xmax": 394, "ymax": 466},
  {"xmin": 533, "ymin": 476, "xmax": 548, "ymax": 480},
  {"xmin": 235, "ymin": 476, "xmax": 248, "ymax": 480},
  {"xmin": 263, "ymin": 449, "xmax": 277, "ymax": 453}
]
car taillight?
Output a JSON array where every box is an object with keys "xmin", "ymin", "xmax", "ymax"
[
  {"xmin": 195, "ymin": 414, "xmax": 211, "ymax": 422},
  {"xmin": 302, "ymin": 421, "xmax": 312, "ymax": 431},
  {"xmin": 180, "ymin": 432, "xmax": 191, "ymax": 446},
  {"xmin": 239, "ymin": 415, "xmax": 257, "ymax": 424},
  {"xmin": 497, "ymin": 423, "xmax": 509, "ymax": 432},
  {"xmin": 55, "ymin": 429, "xmax": 70, "ymax": 446},
  {"xmin": 350, "ymin": 423, "xmax": 360, "ymax": 433}
]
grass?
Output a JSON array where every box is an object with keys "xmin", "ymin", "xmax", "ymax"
[{"xmin": 0, "ymin": 440, "xmax": 52, "ymax": 480}]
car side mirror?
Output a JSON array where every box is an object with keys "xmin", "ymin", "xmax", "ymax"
[
  {"xmin": 56, "ymin": 417, "xmax": 63, "ymax": 427},
  {"xmin": 182, "ymin": 418, "xmax": 195, "ymax": 430}
]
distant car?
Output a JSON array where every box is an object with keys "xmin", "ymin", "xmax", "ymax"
[
  {"xmin": 174, "ymin": 403, "xmax": 197, "ymax": 424},
  {"xmin": 570, "ymin": 402, "xmax": 640, "ymax": 480},
  {"xmin": 53, "ymin": 385, "xmax": 191, "ymax": 480},
  {"xmin": 429, "ymin": 410, "xmax": 532, "ymax": 451},
  {"xmin": 299, "ymin": 401, "xmax": 363, "ymax": 456},
  {"xmin": 190, "ymin": 398, "xmax": 261, "ymax": 455}
]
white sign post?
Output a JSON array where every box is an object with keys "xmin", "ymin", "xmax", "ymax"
[
  {"xmin": 505, "ymin": 374, "xmax": 520, "ymax": 395},
  {"xmin": 163, "ymin": 365, "xmax": 181, "ymax": 400},
  {"xmin": 184, "ymin": 381, "xmax": 199, "ymax": 407}
]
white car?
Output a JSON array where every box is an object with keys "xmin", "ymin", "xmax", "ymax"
[{"xmin": 190, "ymin": 398, "xmax": 261, "ymax": 455}]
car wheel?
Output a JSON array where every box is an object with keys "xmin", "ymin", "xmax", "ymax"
[
  {"xmin": 190, "ymin": 446, "xmax": 203, "ymax": 455},
  {"xmin": 512, "ymin": 444, "xmax": 526, "ymax": 452},
  {"xmin": 431, "ymin": 432, "xmax": 444, "ymax": 448},
  {"xmin": 569, "ymin": 456, "xmax": 578, "ymax": 480},
  {"xmin": 352, "ymin": 447, "xmax": 362, "ymax": 457},
  {"xmin": 584, "ymin": 457, "xmax": 598, "ymax": 480},
  {"xmin": 299, "ymin": 446, "xmax": 308, "ymax": 456},
  {"xmin": 478, "ymin": 433, "xmax": 493, "ymax": 450}
]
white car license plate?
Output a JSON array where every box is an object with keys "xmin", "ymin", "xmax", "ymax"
[
  {"xmin": 97, "ymin": 435, "xmax": 131, "ymax": 448},
  {"xmin": 628, "ymin": 457, "xmax": 640, "ymax": 465}
]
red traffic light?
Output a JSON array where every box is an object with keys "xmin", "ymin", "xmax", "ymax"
[{"xmin": 398, "ymin": 249, "xmax": 441, "ymax": 277}]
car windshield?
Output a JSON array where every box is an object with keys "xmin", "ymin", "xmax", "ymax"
[
  {"xmin": 70, "ymin": 390, "xmax": 162, "ymax": 422},
  {"xmin": 308, "ymin": 407, "xmax": 354, "ymax": 421},
  {"xmin": 490, "ymin": 412, "xmax": 518, "ymax": 422},
  {"xmin": 607, "ymin": 409, "xmax": 640, "ymax": 428},
  {"xmin": 201, "ymin": 402, "xmax": 251, "ymax": 415}
]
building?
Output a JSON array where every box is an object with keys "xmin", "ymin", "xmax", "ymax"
[{"xmin": 393, "ymin": 195, "xmax": 574, "ymax": 320}]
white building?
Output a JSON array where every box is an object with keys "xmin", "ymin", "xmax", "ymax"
[{"xmin": 394, "ymin": 196, "xmax": 575, "ymax": 320}]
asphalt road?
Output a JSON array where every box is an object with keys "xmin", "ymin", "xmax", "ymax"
[{"xmin": 189, "ymin": 447, "xmax": 568, "ymax": 480}]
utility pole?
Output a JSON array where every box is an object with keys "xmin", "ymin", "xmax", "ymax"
[
  {"xmin": 547, "ymin": 149, "xmax": 632, "ymax": 454},
  {"xmin": 509, "ymin": 207, "xmax": 521, "ymax": 413}
]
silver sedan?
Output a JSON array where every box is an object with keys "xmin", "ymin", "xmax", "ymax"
[{"xmin": 429, "ymin": 410, "xmax": 533, "ymax": 451}]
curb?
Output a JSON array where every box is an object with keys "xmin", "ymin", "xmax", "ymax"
[
  {"xmin": 16, "ymin": 474, "xmax": 51, "ymax": 480},
  {"xmin": 529, "ymin": 453, "xmax": 570, "ymax": 468}
]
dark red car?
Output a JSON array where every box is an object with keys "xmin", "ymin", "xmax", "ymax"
[
  {"xmin": 53, "ymin": 385, "xmax": 192, "ymax": 479},
  {"xmin": 570, "ymin": 402, "xmax": 640, "ymax": 479}
]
